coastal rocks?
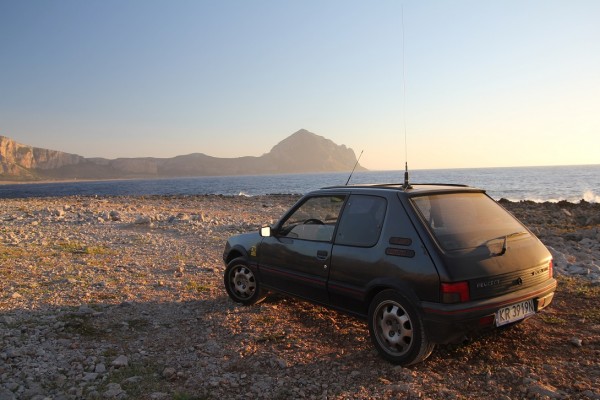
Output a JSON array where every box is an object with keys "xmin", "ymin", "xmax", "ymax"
[
  {"xmin": 506, "ymin": 201, "xmax": 600, "ymax": 283},
  {"xmin": 545, "ymin": 245, "xmax": 600, "ymax": 282}
]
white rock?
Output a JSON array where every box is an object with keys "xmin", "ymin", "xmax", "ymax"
[
  {"xmin": 103, "ymin": 383, "xmax": 125, "ymax": 398},
  {"xmin": 569, "ymin": 337, "xmax": 583, "ymax": 347},
  {"xmin": 111, "ymin": 355, "xmax": 128, "ymax": 368},
  {"xmin": 83, "ymin": 372, "xmax": 99, "ymax": 381},
  {"xmin": 547, "ymin": 246, "xmax": 570, "ymax": 271}
]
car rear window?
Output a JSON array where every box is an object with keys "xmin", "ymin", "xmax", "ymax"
[{"xmin": 411, "ymin": 192, "xmax": 529, "ymax": 251}]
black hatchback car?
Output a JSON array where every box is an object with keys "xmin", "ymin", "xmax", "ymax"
[{"xmin": 222, "ymin": 183, "xmax": 557, "ymax": 365}]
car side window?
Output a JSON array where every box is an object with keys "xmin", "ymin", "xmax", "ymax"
[
  {"xmin": 278, "ymin": 195, "xmax": 346, "ymax": 242},
  {"xmin": 335, "ymin": 195, "xmax": 387, "ymax": 247}
]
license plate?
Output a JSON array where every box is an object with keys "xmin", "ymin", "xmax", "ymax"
[{"xmin": 496, "ymin": 299, "xmax": 535, "ymax": 326}]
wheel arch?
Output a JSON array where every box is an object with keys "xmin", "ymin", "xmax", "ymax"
[
  {"xmin": 363, "ymin": 279, "xmax": 421, "ymax": 315},
  {"xmin": 224, "ymin": 246, "xmax": 248, "ymax": 265}
]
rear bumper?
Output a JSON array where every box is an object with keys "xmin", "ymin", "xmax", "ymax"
[{"xmin": 420, "ymin": 278, "xmax": 557, "ymax": 343}]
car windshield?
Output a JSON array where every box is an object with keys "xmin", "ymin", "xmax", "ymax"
[{"xmin": 411, "ymin": 192, "xmax": 529, "ymax": 252}]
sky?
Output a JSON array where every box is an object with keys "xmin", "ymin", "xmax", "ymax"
[{"xmin": 0, "ymin": 0, "xmax": 598, "ymax": 171}]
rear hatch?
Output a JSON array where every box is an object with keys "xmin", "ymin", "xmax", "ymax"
[{"xmin": 411, "ymin": 192, "xmax": 553, "ymax": 300}]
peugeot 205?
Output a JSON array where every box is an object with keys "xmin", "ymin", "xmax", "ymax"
[{"xmin": 222, "ymin": 183, "xmax": 556, "ymax": 365}]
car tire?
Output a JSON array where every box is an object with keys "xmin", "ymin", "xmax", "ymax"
[
  {"xmin": 368, "ymin": 290, "xmax": 434, "ymax": 365},
  {"xmin": 224, "ymin": 258, "xmax": 266, "ymax": 305}
]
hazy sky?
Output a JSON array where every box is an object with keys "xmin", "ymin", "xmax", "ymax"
[{"xmin": 1, "ymin": 1, "xmax": 598, "ymax": 170}]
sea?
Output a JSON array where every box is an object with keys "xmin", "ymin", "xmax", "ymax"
[{"xmin": 1, "ymin": 164, "xmax": 599, "ymax": 203}]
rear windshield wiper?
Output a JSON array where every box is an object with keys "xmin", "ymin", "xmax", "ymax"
[{"xmin": 489, "ymin": 231, "xmax": 528, "ymax": 257}]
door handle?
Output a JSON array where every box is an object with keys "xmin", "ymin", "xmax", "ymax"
[{"xmin": 316, "ymin": 250, "xmax": 328, "ymax": 260}]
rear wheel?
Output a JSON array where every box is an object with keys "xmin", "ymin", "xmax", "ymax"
[
  {"xmin": 224, "ymin": 258, "xmax": 266, "ymax": 305},
  {"xmin": 368, "ymin": 290, "xmax": 434, "ymax": 365}
]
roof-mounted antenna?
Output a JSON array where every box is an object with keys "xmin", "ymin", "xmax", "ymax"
[
  {"xmin": 345, "ymin": 150, "xmax": 363, "ymax": 185},
  {"xmin": 400, "ymin": 5, "xmax": 412, "ymax": 190},
  {"xmin": 402, "ymin": 161, "xmax": 412, "ymax": 189}
]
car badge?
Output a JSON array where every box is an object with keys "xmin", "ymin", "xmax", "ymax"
[{"xmin": 512, "ymin": 277, "xmax": 523, "ymax": 286}]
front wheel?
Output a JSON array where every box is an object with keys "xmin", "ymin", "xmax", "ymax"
[
  {"xmin": 224, "ymin": 258, "xmax": 266, "ymax": 305},
  {"xmin": 368, "ymin": 290, "xmax": 434, "ymax": 365}
]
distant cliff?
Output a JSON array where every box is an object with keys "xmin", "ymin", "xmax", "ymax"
[
  {"xmin": 0, "ymin": 129, "xmax": 366, "ymax": 181},
  {"xmin": 0, "ymin": 136, "xmax": 86, "ymax": 180}
]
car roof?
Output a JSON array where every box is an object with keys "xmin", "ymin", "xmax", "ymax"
[{"xmin": 318, "ymin": 183, "xmax": 485, "ymax": 196}]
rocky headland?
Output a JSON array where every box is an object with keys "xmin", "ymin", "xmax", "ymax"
[
  {"xmin": 0, "ymin": 130, "xmax": 365, "ymax": 182},
  {"xmin": 1, "ymin": 196, "xmax": 599, "ymax": 399}
]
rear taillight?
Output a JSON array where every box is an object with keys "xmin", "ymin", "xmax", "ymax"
[
  {"xmin": 549, "ymin": 259, "xmax": 553, "ymax": 278},
  {"xmin": 441, "ymin": 281, "xmax": 470, "ymax": 303}
]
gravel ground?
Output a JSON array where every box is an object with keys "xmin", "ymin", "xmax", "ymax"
[{"xmin": 1, "ymin": 195, "xmax": 599, "ymax": 400}]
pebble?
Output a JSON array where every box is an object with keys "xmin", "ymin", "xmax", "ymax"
[
  {"xmin": 569, "ymin": 337, "xmax": 583, "ymax": 347},
  {"xmin": 527, "ymin": 382, "xmax": 562, "ymax": 399},
  {"xmin": 103, "ymin": 383, "xmax": 125, "ymax": 398},
  {"xmin": 162, "ymin": 367, "xmax": 176, "ymax": 380},
  {"xmin": 111, "ymin": 355, "xmax": 128, "ymax": 368}
]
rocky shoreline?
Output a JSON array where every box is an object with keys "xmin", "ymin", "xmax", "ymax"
[
  {"xmin": 496, "ymin": 198, "xmax": 600, "ymax": 283},
  {"xmin": 1, "ymin": 195, "xmax": 599, "ymax": 399}
]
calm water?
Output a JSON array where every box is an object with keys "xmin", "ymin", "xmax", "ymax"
[{"xmin": 1, "ymin": 165, "xmax": 599, "ymax": 203}]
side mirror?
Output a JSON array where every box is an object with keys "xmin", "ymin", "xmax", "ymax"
[{"xmin": 259, "ymin": 226, "xmax": 272, "ymax": 237}]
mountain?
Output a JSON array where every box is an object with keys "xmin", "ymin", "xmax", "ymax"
[{"xmin": 0, "ymin": 129, "xmax": 366, "ymax": 181}]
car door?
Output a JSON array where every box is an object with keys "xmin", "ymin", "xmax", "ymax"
[
  {"xmin": 258, "ymin": 194, "xmax": 346, "ymax": 303},
  {"xmin": 328, "ymin": 194, "xmax": 388, "ymax": 312}
]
